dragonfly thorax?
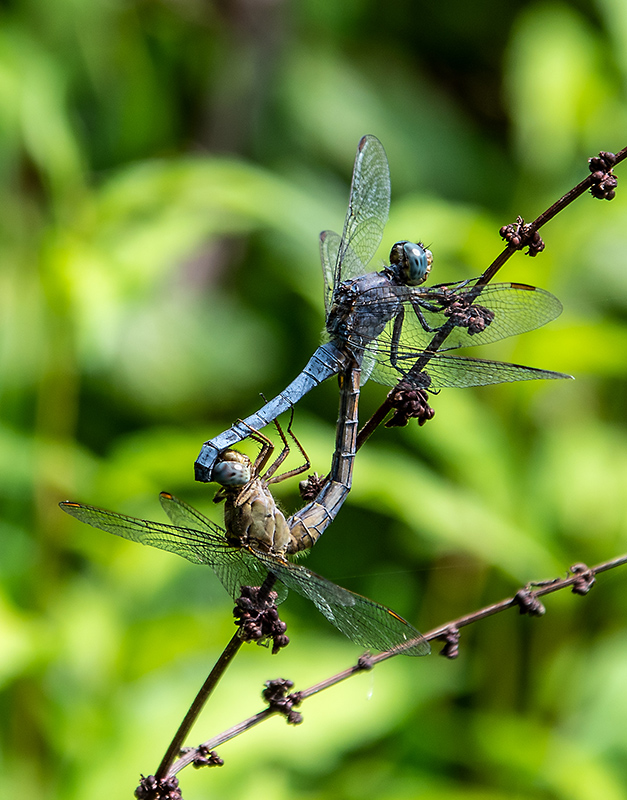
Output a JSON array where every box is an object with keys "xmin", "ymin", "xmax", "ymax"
[
  {"xmin": 388, "ymin": 241, "xmax": 432, "ymax": 286},
  {"xmin": 327, "ymin": 271, "xmax": 400, "ymax": 351},
  {"xmin": 224, "ymin": 478, "xmax": 294, "ymax": 555}
]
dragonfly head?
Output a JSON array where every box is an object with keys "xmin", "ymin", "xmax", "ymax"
[
  {"xmin": 213, "ymin": 450, "xmax": 252, "ymax": 487},
  {"xmin": 389, "ymin": 241, "xmax": 432, "ymax": 286}
]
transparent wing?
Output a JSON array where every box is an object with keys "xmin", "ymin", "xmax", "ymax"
[
  {"xmin": 60, "ymin": 496, "xmax": 429, "ymax": 654},
  {"xmin": 351, "ymin": 279, "xmax": 570, "ymax": 389},
  {"xmin": 320, "ymin": 230, "xmax": 340, "ymax": 318},
  {"xmin": 400, "ymin": 282, "xmax": 564, "ymax": 351},
  {"xmin": 368, "ymin": 350, "xmax": 572, "ymax": 389},
  {"xmin": 320, "ymin": 230, "xmax": 368, "ymax": 318},
  {"xmin": 359, "ymin": 349, "xmax": 377, "ymax": 386},
  {"xmin": 59, "ymin": 497, "xmax": 268, "ymax": 599},
  {"xmin": 341, "ymin": 282, "xmax": 563, "ymax": 352},
  {"xmin": 159, "ymin": 491, "xmax": 220, "ymax": 532},
  {"xmin": 254, "ymin": 551, "xmax": 430, "ymax": 657},
  {"xmin": 332, "ymin": 135, "xmax": 391, "ymax": 289}
]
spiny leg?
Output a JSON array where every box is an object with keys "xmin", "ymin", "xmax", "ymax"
[
  {"xmin": 230, "ymin": 419, "xmax": 275, "ymax": 478},
  {"xmin": 233, "ymin": 409, "xmax": 308, "ymax": 485},
  {"xmin": 410, "ymin": 295, "xmax": 445, "ymax": 320},
  {"xmin": 262, "ymin": 406, "xmax": 293, "ymax": 481},
  {"xmin": 284, "ymin": 409, "xmax": 311, "ymax": 474},
  {"xmin": 194, "ymin": 342, "xmax": 350, "ymax": 484},
  {"xmin": 389, "ymin": 305, "xmax": 436, "ymax": 378},
  {"xmin": 265, "ymin": 408, "xmax": 311, "ymax": 486},
  {"xmin": 389, "ymin": 307, "xmax": 407, "ymax": 376}
]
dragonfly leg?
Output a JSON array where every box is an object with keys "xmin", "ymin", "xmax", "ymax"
[
  {"xmin": 265, "ymin": 410, "xmax": 312, "ymax": 485},
  {"xmin": 261, "ymin": 411, "xmax": 291, "ymax": 480},
  {"xmin": 408, "ymin": 296, "xmax": 442, "ymax": 332},
  {"xmin": 195, "ymin": 342, "xmax": 349, "ymax": 483},
  {"xmin": 231, "ymin": 419, "xmax": 275, "ymax": 477},
  {"xmin": 389, "ymin": 308, "xmax": 408, "ymax": 377}
]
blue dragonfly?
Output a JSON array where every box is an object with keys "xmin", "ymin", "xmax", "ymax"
[{"xmin": 195, "ymin": 135, "xmax": 570, "ymax": 484}]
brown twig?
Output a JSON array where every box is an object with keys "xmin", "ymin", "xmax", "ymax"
[
  {"xmin": 167, "ymin": 552, "xmax": 626, "ymax": 779},
  {"xmin": 154, "ymin": 632, "xmax": 243, "ymax": 780},
  {"xmin": 154, "ymin": 571, "xmax": 280, "ymax": 779}
]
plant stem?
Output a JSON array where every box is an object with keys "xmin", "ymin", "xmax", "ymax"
[
  {"xmin": 155, "ymin": 632, "xmax": 243, "ymax": 779},
  {"xmin": 174, "ymin": 551, "xmax": 626, "ymax": 775}
]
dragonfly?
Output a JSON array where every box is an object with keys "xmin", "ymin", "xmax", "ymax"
[
  {"xmin": 195, "ymin": 134, "xmax": 570, "ymax": 483},
  {"xmin": 60, "ymin": 421, "xmax": 430, "ymax": 657}
]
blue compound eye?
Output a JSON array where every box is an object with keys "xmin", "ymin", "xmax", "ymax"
[{"xmin": 389, "ymin": 241, "xmax": 432, "ymax": 286}]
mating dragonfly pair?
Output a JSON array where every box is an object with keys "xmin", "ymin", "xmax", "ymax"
[{"xmin": 61, "ymin": 135, "xmax": 570, "ymax": 658}]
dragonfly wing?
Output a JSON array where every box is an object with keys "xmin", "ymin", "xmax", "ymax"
[
  {"xmin": 212, "ymin": 554, "xmax": 273, "ymax": 602},
  {"xmin": 60, "ymin": 498, "xmax": 268, "ymax": 600},
  {"xmin": 253, "ymin": 551, "xmax": 430, "ymax": 657},
  {"xmin": 322, "ymin": 231, "xmax": 375, "ymax": 321},
  {"xmin": 368, "ymin": 350, "xmax": 572, "ymax": 389},
  {"xmin": 157, "ymin": 491, "xmax": 275, "ymax": 597},
  {"xmin": 408, "ymin": 282, "xmax": 564, "ymax": 351},
  {"xmin": 333, "ymin": 135, "xmax": 390, "ymax": 288},
  {"xmin": 359, "ymin": 350, "xmax": 377, "ymax": 386},
  {"xmin": 159, "ymin": 491, "xmax": 219, "ymax": 532},
  {"xmin": 320, "ymin": 230, "xmax": 340, "ymax": 317}
]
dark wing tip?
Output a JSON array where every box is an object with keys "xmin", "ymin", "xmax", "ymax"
[{"xmin": 510, "ymin": 282, "xmax": 535, "ymax": 291}]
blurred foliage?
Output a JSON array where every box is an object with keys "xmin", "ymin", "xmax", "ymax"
[{"xmin": 1, "ymin": 0, "xmax": 626, "ymax": 798}]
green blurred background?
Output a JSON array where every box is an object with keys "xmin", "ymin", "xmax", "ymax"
[{"xmin": 2, "ymin": 0, "xmax": 627, "ymax": 797}]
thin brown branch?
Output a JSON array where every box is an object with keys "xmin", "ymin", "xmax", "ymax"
[
  {"xmin": 155, "ymin": 632, "xmax": 243, "ymax": 779},
  {"xmin": 155, "ymin": 571, "xmax": 280, "ymax": 778},
  {"xmin": 169, "ymin": 552, "xmax": 626, "ymax": 777}
]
